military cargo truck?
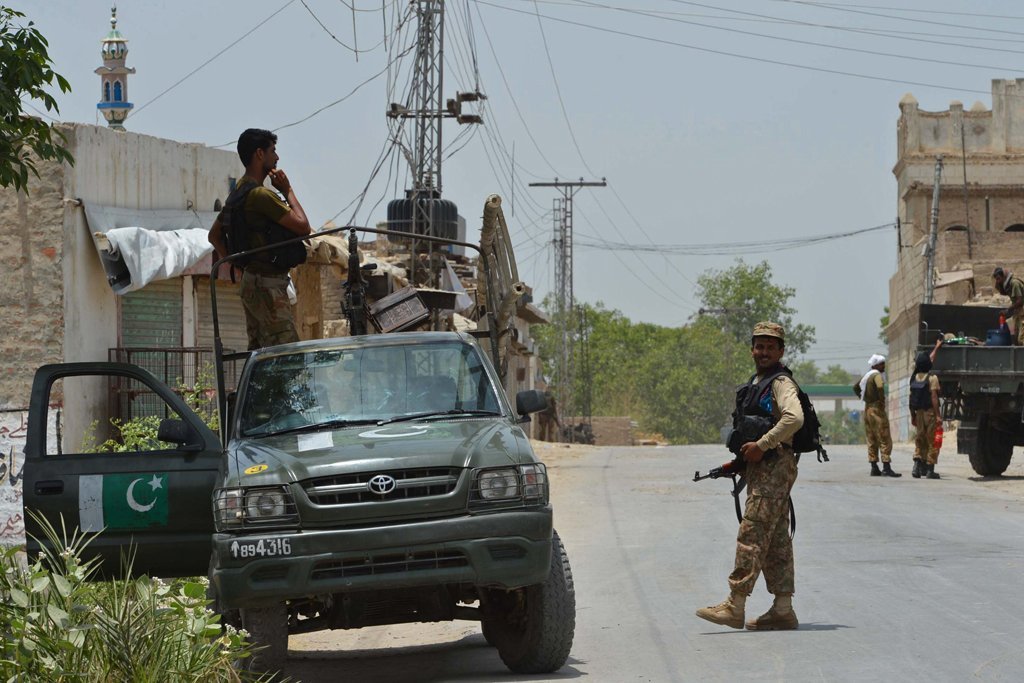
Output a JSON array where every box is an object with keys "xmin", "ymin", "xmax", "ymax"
[{"xmin": 918, "ymin": 303, "xmax": 1023, "ymax": 476}]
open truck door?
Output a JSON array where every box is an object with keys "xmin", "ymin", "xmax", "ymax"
[{"xmin": 23, "ymin": 362, "xmax": 221, "ymax": 578}]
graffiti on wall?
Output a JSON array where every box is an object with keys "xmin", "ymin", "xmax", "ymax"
[{"xmin": 0, "ymin": 410, "xmax": 27, "ymax": 545}]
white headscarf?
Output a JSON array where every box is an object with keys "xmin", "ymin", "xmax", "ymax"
[{"xmin": 859, "ymin": 354, "xmax": 887, "ymax": 399}]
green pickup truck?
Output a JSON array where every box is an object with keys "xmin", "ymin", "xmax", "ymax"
[{"xmin": 22, "ymin": 331, "xmax": 575, "ymax": 675}]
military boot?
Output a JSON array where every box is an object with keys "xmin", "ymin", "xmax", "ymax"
[
  {"xmin": 745, "ymin": 604, "xmax": 799, "ymax": 631},
  {"xmin": 882, "ymin": 462, "xmax": 902, "ymax": 478},
  {"xmin": 911, "ymin": 460, "xmax": 923, "ymax": 478},
  {"xmin": 926, "ymin": 464, "xmax": 941, "ymax": 479},
  {"xmin": 695, "ymin": 592, "xmax": 745, "ymax": 630},
  {"xmin": 870, "ymin": 462, "xmax": 882, "ymax": 477}
]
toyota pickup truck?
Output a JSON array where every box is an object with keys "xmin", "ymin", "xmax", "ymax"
[{"xmin": 22, "ymin": 228, "xmax": 574, "ymax": 676}]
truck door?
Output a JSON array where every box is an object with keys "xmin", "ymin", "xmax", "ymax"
[{"xmin": 23, "ymin": 362, "xmax": 221, "ymax": 578}]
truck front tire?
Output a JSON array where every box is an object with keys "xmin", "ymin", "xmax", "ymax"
[
  {"xmin": 240, "ymin": 603, "xmax": 288, "ymax": 675},
  {"xmin": 484, "ymin": 530, "xmax": 576, "ymax": 674}
]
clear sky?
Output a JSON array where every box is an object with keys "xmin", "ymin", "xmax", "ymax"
[{"xmin": 21, "ymin": 0, "xmax": 1024, "ymax": 371}]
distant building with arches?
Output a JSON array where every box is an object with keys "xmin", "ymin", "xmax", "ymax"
[{"xmin": 887, "ymin": 79, "xmax": 1024, "ymax": 438}]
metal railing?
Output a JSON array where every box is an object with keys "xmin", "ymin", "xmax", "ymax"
[{"xmin": 108, "ymin": 347, "xmax": 238, "ymax": 424}]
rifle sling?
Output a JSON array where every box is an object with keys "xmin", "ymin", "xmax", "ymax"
[{"xmin": 731, "ymin": 474, "xmax": 796, "ymax": 539}]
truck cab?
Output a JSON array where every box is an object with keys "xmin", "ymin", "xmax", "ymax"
[{"xmin": 22, "ymin": 331, "xmax": 575, "ymax": 675}]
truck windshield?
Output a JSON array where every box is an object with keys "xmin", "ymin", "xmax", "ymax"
[{"xmin": 238, "ymin": 341, "xmax": 503, "ymax": 437}]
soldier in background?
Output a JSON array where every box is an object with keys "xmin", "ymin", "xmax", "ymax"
[
  {"xmin": 855, "ymin": 354, "xmax": 901, "ymax": 477},
  {"xmin": 696, "ymin": 321, "xmax": 803, "ymax": 632},
  {"xmin": 910, "ymin": 339, "xmax": 943, "ymax": 479},
  {"xmin": 993, "ymin": 267, "xmax": 1024, "ymax": 345},
  {"xmin": 535, "ymin": 391, "xmax": 562, "ymax": 442}
]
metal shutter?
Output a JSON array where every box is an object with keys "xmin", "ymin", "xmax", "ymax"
[
  {"xmin": 195, "ymin": 277, "xmax": 249, "ymax": 355},
  {"xmin": 120, "ymin": 278, "xmax": 183, "ymax": 348}
]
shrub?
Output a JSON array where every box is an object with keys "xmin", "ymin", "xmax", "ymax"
[{"xmin": 0, "ymin": 513, "xmax": 268, "ymax": 682}]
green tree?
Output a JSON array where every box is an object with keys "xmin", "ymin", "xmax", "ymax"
[
  {"xmin": 787, "ymin": 359, "xmax": 820, "ymax": 385},
  {"xmin": 0, "ymin": 6, "xmax": 73, "ymax": 192},
  {"xmin": 632, "ymin": 317, "xmax": 748, "ymax": 443},
  {"xmin": 879, "ymin": 305, "xmax": 890, "ymax": 344},
  {"xmin": 818, "ymin": 364, "xmax": 857, "ymax": 385},
  {"xmin": 696, "ymin": 260, "xmax": 815, "ymax": 354}
]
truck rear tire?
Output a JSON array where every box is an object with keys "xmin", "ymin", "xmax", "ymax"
[
  {"xmin": 969, "ymin": 427, "xmax": 1013, "ymax": 476},
  {"xmin": 240, "ymin": 603, "xmax": 288, "ymax": 675},
  {"xmin": 486, "ymin": 531, "xmax": 576, "ymax": 674}
]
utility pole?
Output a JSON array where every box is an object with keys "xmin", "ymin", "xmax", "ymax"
[
  {"xmin": 924, "ymin": 155, "xmax": 943, "ymax": 305},
  {"xmin": 529, "ymin": 177, "xmax": 605, "ymax": 441},
  {"xmin": 387, "ymin": 0, "xmax": 483, "ymax": 286}
]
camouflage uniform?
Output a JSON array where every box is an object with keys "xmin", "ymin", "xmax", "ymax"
[
  {"xmin": 727, "ymin": 371, "xmax": 802, "ymax": 597},
  {"xmin": 912, "ymin": 373, "xmax": 941, "ymax": 465},
  {"xmin": 861, "ymin": 373, "xmax": 893, "ymax": 464},
  {"xmin": 240, "ymin": 270, "xmax": 298, "ymax": 350},
  {"xmin": 1006, "ymin": 275, "xmax": 1024, "ymax": 345},
  {"xmin": 227, "ymin": 175, "xmax": 299, "ymax": 350}
]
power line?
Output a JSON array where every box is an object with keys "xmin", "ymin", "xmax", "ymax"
[
  {"xmin": 574, "ymin": 221, "xmax": 895, "ymax": 255},
  {"xmin": 531, "ymin": 0, "xmax": 598, "ymax": 177},
  {"xmin": 773, "ymin": 0, "xmax": 1024, "ymax": 37},
  {"xmin": 561, "ymin": 0, "xmax": 1024, "ymax": 72},
  {"xmin": 472, "ymin": 0, "xmax": 997, "ymax": 97},
  {"xmin": 300, "ymin": 0, "xmax": 388, "ymax": 55},
  {"xmin": 129, "ymin": 0, "xmax": 298, "ymax": 120}
]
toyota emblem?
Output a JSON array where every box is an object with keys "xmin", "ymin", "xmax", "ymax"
[{"xmin": 367, "ymin": 474, "xmax": 397, "ymax": 496}]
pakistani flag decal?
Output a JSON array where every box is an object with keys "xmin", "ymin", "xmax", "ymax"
[{"xmin": 79, "ymin": 473, "xmax": 169, "ymax": 531}]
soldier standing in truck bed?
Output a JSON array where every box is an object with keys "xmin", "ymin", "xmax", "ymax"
[{"xmin": 993, "ymin": 267, "xmax": 1024, "ymax": 345}]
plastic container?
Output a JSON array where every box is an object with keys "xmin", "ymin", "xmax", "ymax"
[
  {"xmin": 933, "ymin": 423, "xmax": 944, "ymax": 450},
  {"xmin": 986, "ymin": 315, "xmax": 1013, "ymax": 345}
]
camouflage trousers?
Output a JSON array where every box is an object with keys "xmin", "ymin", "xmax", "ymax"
[
  {"xmin": 913, "ymin": 409, "xmax": 940, "ymax": 465},
  {"xmin": 728, "ymin": 449, "xmax": 798, "ymax": 597},
  {"xmin": 241, "ymin": 270, "xmax": 298, "ymax": 351},
  {"xmin": 864, "ymin": 404, "xmax": 893, "ymax": 463}
]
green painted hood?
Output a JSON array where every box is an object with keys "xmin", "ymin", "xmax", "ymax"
[{"xmin": 225, "ymin": 418, "xmax": 533, "ymax": 486}]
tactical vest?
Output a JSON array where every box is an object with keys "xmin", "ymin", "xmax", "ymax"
[
  {"xmin": 222, "ymin": 181, "xmax": 306, "ymax": 271},
  {"xmin": 908, "ymin": 373, "xmax": 934, "ymax": 411}
]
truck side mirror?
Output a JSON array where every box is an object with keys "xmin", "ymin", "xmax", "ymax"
[
  {"xmin": 516, "ymin": 389, "xmax": 548, "ymax": 416},
  {"xmin": 157, "ymin": 418, "xmax": 199, "ymax": 450}
]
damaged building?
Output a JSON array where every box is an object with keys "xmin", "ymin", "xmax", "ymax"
[{"xmin": 887, "ymin": 79, "xmax": 1024, "ymax": 439}]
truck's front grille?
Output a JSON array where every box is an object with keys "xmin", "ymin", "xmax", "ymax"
[
  {"xmin": 310, "ymin": 549, "xmax": 468, "ymax": 580},
  {"xmin": 302, "ymin": 467, "xmax": 461, "ymax": 505}
]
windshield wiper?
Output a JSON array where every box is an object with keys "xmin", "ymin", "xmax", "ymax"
[
  {"xmin": 254, "ymin": 418, "xmax": 377, "ymax": 438},
  {"xmin": 376, "ymin": 410, "xmax": 501, "ymax": 426}
]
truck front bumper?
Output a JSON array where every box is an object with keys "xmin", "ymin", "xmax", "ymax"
[{"xmin": 210, "ymin": 507, "xmax": 553, "ymax": 609}]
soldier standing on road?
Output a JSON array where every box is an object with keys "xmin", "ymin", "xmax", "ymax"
[
  {"xmin": 993, "ymin": 267, "xmax": 1024, "ymax": 345},
  {"xmin": 209, "ymin": 128, "xmax": 312, "ymax": 350},
  {"xmin": 696, "ymin": 322, "xmax": 803, "ymax": 631},
  {"xmin": 855, "ymin": 354, "xmax": 901, "ymax": 477},
  {"xmin": 910, "ymin": 339, "xmax": 943, "ymax": 479}
]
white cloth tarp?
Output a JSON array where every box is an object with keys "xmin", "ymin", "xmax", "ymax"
[{"xmin": 83, "ymin": 203, "xmax": 218, "ymax": 295}]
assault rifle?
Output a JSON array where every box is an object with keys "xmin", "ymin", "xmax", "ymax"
[
  {"xmin": 693, "ymin": 457, "xmax": 744, "ymax": 482},
  {"xmin": 342, "ymin": 228, "xmax": 374, "ymax": 336}
]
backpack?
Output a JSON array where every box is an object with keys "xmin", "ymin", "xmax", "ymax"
[
  {"xmin": 221, "ymin": 182, "xmax": 306, "ymax": 270},
  {"xmin": 739, "ymin": 368, "xmax": 829, "ymax": 462},
  {"xmin": 908, "ymin": 373, "xmax": 934, "ymax": 411}
]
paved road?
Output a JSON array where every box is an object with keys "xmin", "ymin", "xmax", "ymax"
[{"xmin": 287, "ymin": 443, "xmax": 1024, "ymax": 682}]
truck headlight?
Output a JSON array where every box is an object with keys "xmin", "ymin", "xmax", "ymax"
[
  {"xmin": 479, "ymin": 469, "xmax": 519, "ymax": 499},
  {"xmin": 471, "ymin": 463, "xmax": 548, "ymax": 507},
  {"xmin": 214, "ymin": 486, "xmax": 298, "ymax": 530},
  {"xmin": 247, "ymin": 488, "xmax": 287, "ymax": 518}
]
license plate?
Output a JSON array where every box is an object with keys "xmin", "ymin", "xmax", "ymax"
[
  {"xmin": 979, "ymin": 385, "xmax": 1001, "ymax": 394},
  {"xmin": 229, "ymin": 537, "xmax": 292, "ymax": 560}
]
